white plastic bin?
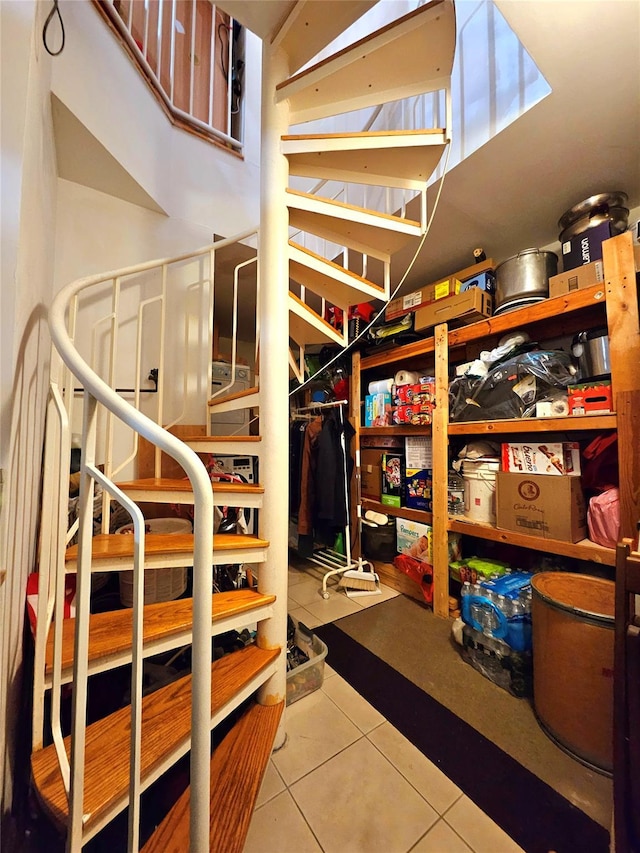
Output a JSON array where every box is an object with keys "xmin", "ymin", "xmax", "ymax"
[
  {"xmin": 462, "ymin": 459, "xmax": 500, "ymax": 524},
  {"xmin": 118, "ymin": 517, "xmax": 191, "ymax": 606}
]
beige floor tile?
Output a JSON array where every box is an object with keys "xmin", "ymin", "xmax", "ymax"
[
  {"xmin": 410, "ymin": 818, "xmax": 473, "ymax": 852},
  {"xmin": 302, "ymin": 593, "xmax": 363, "ymax": 624},
  {"xmin": 287, "ymin": 606, "xmax": 323, "ymax": 630},
  {"xmin": 273, "ymin": 689, "xmax": 362, "ymax": 785},
  {"xmin": 322, "ymin": 674, "xmax": 385, "ymax": 734},
  {"xmin": 368, "ymin": 722, "xmax": 462, "ymax": 815},
  {"xmin": 290, "ymin": 737, "xmax": 439, "ymax": 853},
  {"xmin": 444, "ymin": 796, "xmax": 525, "ymax": 853},
  {"xmin": 255, "ymin": 759, "xmax": 286, "ymax": 808},
  {"xmin": 288, "ymin": 565, "xmax": 310, "ymax": 586},
  {"xmin": 288, "ymin": 576, "xmax": 330, "ymax": 607},
  {"xmin": 245, "ymin": 790, "xmax": 322, "ymax": 853}
]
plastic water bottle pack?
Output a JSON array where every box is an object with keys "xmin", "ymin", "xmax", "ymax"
[{"xmin": 461, "ymin": 571, "xmax": 533, "ymax": 652}]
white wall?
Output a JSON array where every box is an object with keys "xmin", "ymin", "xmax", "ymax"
[{"xmin": 0, "ymin": 0, "xmax": 58, "ymax": 832}]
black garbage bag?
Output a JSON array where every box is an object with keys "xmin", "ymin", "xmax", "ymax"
[{"xmin": 449, "ymin": 350, "xmax": 577, "ymax": 421}]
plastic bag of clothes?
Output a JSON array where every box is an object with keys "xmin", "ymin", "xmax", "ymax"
[{"xmin": 449, "ymin": 349, "xmax": 578, "ymax": 421}]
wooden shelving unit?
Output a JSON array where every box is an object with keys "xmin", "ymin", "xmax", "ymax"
[{"xmin": 351, "ymin": 233, "xmax": 640, "ymax": 618}]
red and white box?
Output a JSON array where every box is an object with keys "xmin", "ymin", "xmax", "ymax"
[
  {"xmin": 568, "ymin": 382, "xmax": 613, "ymax": 415},
  {"xmin": 501, "ymin": 441, "xmax": 581, "ymax": 476}
]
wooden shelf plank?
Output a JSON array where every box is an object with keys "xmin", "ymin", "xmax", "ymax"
[
  {"xmin": 448, "ymin": 518, "xmax": 615, "ymax": 566},
  {"xmin": 44, "ymin": 590, "xmax": 276, "ymax": 678},
  {"xmin": 359, "ymin": 425, "xmax": 431, "ymax": 436},
  {"xmin": 448, "ymin": 414, "xmax": 617, "ymax": 434},
  {"xmin": 141, "ymin": 700, "xmax": 284, "ymax": 853},
  {"xmin": 361, "ymin": 336, "xmax": 436, "ymax": 370},
  {"xmin": 362, "ymin": 498, "xmax": 432, "ymax": 525},
  {"xmin": 31, "ymin": 645, "xmax": 280, "ymax": 836}
]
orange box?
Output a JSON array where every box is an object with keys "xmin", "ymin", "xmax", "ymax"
[{"xmin": 568, "ymin": 382, "xmax": 613, "ymax": 415}]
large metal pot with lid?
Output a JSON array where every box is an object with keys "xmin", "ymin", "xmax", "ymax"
[
  {"xmin": 494, "ymin": 248, "xmax": 558, "ymax": 315},
  {"xmin": 558, "ymin": 192, "xmax": 629, "ymax": 243}
]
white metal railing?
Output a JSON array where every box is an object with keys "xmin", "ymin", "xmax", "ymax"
[
  {"xmin": 36, "ymin": 230, "xmax": 258, "ymax": 850},
  {"xmin": 96, "ymin": 0, "xmax": 244, "ymax": 152}
]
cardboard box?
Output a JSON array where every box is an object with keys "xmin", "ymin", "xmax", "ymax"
[
  {"xmin": 404, "ymin": 468, "xmax": 432, "ymax": 511},
  {"xmin": 568, "ymin": 381, "xmax": 613, "ymax": 415},
  {"xmin": 495, "ymin": 472, "xmax": 587, "ymax": 542},
  {"xmin": 501, "ymin": 441, "xmax": 581, "ymax": 476},
  {"xmin": 460, "ymin": 269, "xmax": 496, "ymax": 293},
  {"xmin": 360, "ymin": 434, "xmax": 403, "ymax": 449},
  {"xmin": 381, "ymin": 452, "xmax": 404, "ymax": 507},
  {"xmin": 385, "ymin": 277, "xmax": 462, "ymax": 321},
  {"xmin": 548, "ymin": 260, "xmax": 604, "ymax": 298},
  {"xmin": 561, "ymin": 222, "xmax": 613, "ymax": 271},
  {"xmin": 414, "ymin": 288, "xmax": 493, "ymax": 332},
  {"xmin": 396, "ymin": 518, "xmax": 432, "ymax": 563},
  {"xmin": 365, "ymin": 392, "xmax": 392, "ymax": 427},
  {"xmin": 360, "ymin": 448, "xmax": 383, "ymax": 500}
]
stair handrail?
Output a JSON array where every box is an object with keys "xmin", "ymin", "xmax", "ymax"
[{"xmin": 47, "ymin": 229, "xmax": 257, "ymax": 850}]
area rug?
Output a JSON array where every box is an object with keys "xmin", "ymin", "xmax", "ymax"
[{"xmin": 314, "ymin": 596, "xmax": 610, "ymax": 853}]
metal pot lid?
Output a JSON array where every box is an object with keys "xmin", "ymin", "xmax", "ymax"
[
  {"xmin": 559, "ymin": 206, "xmax": 629, "ymax": 243},
  {"xmin": 558, "ymin": 192, "xmax": 629, "ymax": 231}
]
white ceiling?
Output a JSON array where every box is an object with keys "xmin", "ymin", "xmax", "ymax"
[{"xmin": 392, "ymin": 0, "xmax": 640, "ymax": 291}]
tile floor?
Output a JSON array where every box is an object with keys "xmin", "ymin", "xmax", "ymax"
[{"xmin": 244, "ymin": 560, "xmax": 524, "ymax": 853}]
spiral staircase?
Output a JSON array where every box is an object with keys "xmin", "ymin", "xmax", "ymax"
[{"xmin": 30, "ymin": 1, "xmax": 456, "ymax": 849}]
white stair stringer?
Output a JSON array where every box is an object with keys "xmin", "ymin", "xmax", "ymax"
[
  {"xmin": 276, "ymin": 0, "xmax": 456, "ymax": 125},
  {"xmin": 283, "ymin": 129, "xmax": 449, "ymax": 190},
  {"xmin": 289, "ymin": 292, "xmax": 347, "ymax": 348}
]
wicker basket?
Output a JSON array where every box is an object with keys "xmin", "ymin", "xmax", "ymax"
[{"xmin": 118, "ymin": 517, "xmax": 191, "ymax": 607}]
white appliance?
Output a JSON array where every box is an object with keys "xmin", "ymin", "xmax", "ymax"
[
  {"xmin": 210, "ymin": 361, "xmax": 252, "ymax": 435},
  {"xmin": 212, "ymin": 455, "xmax": 258, "ymax": 535}
]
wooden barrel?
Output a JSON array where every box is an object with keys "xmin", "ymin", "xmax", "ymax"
[{"xmin": 531, "ymin": 571, "xmax": 614, "ymax": 774}]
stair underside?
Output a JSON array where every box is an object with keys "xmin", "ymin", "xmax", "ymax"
[
  {"xmin": 289, "ymin": 240, "xmax": 385, "ymax": 307},
  {"xmin": 207, "ymin": 386, "xmax": 259, "ymax": 413},
  {"xmin": 287, "ymin": 189, "xmax": 421, "ymax": 261},
  {"xmin": 217, "ymin": 1, "xmax": 376, "ymax": 74},
  {"xmin": 115, "ymin": 478, "xmax": 264, "ymax": 507},
  {"xmin": 289, "ymin": 293, "xmax": 347, "ymax": 347},
  {"xmin": 141, "ymin": 699, "xmax": 284, "ymax": 853},
  {"xmin": 181, "ymin": 434, "xmax": 261, "ymax": 456},
  {"xmin": 276, "ymin": 0, "xmax": 456, "ymax": 124},
  {"xmin": 31, "ymin": 644, "xmax": 280, "ymax": 841},
  {"xmin": 64, "ymin": 532, "xmax": 269, "ymax": 571},
  {"xmin": 283, "ymin": 129, "xmax": 448, "ymax": 189}
]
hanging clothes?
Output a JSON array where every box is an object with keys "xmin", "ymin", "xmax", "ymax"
[
  {"xmin": 296, "ymin": 416, "xmax": 322, "ymax": 538},
  {"xmin": 315, "ymin": 408, "xmax": 355, "ymax": 545}
]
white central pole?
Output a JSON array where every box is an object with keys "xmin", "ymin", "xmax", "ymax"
[{"xmin": 256, "ymin": 42, "xmax": 290, "ymax": 732}]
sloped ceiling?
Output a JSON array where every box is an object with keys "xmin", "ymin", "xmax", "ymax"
[
  {"xmin": 51, "ymin": 94, "xmax": 166, "ymax": 215},
  {"xmin": 392, "ymin": 0, "xmax": 640, "ymax": 291}
]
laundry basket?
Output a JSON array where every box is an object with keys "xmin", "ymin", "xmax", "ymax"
[{"xmin": 118, "ymin": 517, "xmax": 191, "ymax": 607}]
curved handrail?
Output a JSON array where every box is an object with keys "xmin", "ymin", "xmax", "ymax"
[{"xmin": 47, "ymin": 227, "xmax": 257, "ymax": 848}]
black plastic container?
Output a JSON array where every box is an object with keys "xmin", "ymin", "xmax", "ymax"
[{"xmin": 361, "ymin": 520, "xmax": 397, "ymax": 562}]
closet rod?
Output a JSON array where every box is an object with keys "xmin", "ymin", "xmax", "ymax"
[{"xmin": 293, "ymin": 399, "xmax": 348, "ymax": 413}]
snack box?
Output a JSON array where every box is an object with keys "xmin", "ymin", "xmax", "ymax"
[
  {"xmin": 381, "ymin": 452, "xmax": 404, "ymax": 507},
  {"xmin": 568, "ymin": 381, "xmax": 613, "ymax": 415},
  {"xmin": 394, "ymin": 379, "xmax": 436, "ymax": 405},
  {"xmin": 393, "ymin": 403, "xmax": 433, "ymax": 425},
  {"xmin": 404, "ymin": 468, "xmax": 432, "ymax": 511},
  {"xmin": 501, "ymin": 441, "xmax": 581, "ymax": 476}
]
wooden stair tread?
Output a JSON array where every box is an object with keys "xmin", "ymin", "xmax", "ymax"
[
  {"xmin": 45, "ymin": 590, "xmax": 276, "ymax": 674},
  {"xmin": 180, "ymin": 434, "xmax": 261, "ymax": 443},
  {"xmin": 289, "ymin": 240, "xmax": 385, "ymax": 307},
  {"xmin": 208, "ymin": 385, "xmax": 259, "ymax": 406},
  {"xmin": 141, "ymin": 700, "xmax": 284, "ymax": 853},
  {"xmin": 289, "ymin": 293, "xmax": 346, "ymax": 347},
  {"xmin": 287, "ymin": 188, "xmax": 421, "ymax": 260},
  {"xmin": 116, "ymin": 478, "xmax": 264, "ymax": 493},
  {"xmin": 276, "ymin": 0, "xmax": 456, "ymax": 125},
  {"xmin": 31, "ymin": 644, "xmax": 280, "ymax": 834},
  {"xmin": 65, "ymin": 532, "xmax": 270, "ymax": 563},
  {"xmin": 282, "ymin": 129, "xmax": 448, "ymax": 189}
]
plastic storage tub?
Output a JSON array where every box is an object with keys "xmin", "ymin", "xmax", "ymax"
[{"xmin": 286, "ymin": 619, "xmax": 328, "ymax": 705}]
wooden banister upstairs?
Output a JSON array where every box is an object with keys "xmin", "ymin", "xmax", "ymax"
[{"xmin": 34, "ymin": 1, "xmax": 456, "ymax": 848}]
